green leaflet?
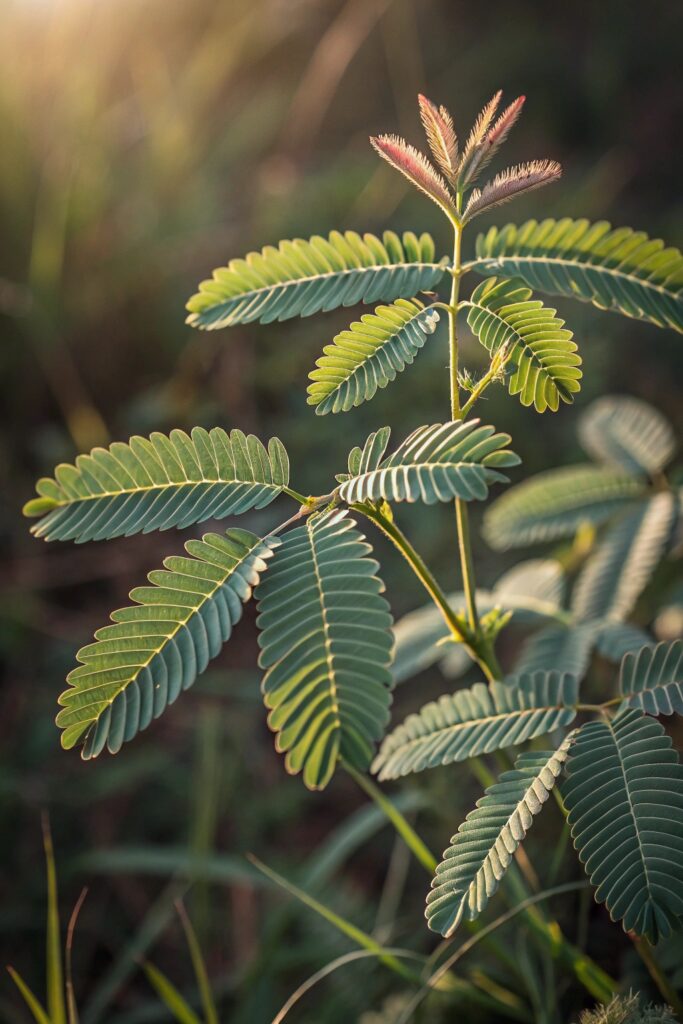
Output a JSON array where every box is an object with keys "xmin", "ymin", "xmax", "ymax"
[
  {"xmin": 593, "ymin": 622, "xmax": 653, "ymax": 663},
  {"xmin": 571, "ymin": 492, "xmax": 675, "ymax": 623},
  {"xmin": 372, "ymin": 672, "xmax": 578, "ymax": 781},
  {"xmin": 307, "ymin": 298, "xmax": 440, "ymax": 415},
  {"xmin": 186, "ymin": 230, "xmax": 448, "ymax": 330},
  {"xmin": 620, "ymin": 639, "xmax": 683, "ymax": 716},
  {"xmin": 23, "ymin": 428, "xmax": 289, "ymax": 543},
  {"xmin": 516, "ymin": 621, "xmax": 652, "ymax": 683},
  {"xmin": 340, "ymin": 426, "xmax": 392, "ymax": 482},
  {"xmin": 471, "ymin": 218, "xmax": 683, "ymax": 332},
  {"xmin": 338, "ymin": 420, "xmax": 520, "ymax": 505},
  {"xmin": 465, "ymin": 276, "xmax": 582, "ymax": 412},
  {"xmin": 578, "ymin": 395, "xmax": 676, "ymax": 478},
  {"xmin": 516, "ymin": 623, "xmax": 599, "ymax": 680},
  {"xmin": 57, "ymin": 529, "xmax": 279, "ymax": 756},
  {"xmin": 483, "ymin": 464, "xmax": 645, "ymax": 550},
  {"xmin": 563, "ymin": 709, "xmax": 683, "ymax": 943},
  {"xmin": 427, "ymin": 739, "xmax": 572, "ymax": 936},
  {"xmin": 256, "ymin": 509, "xmax": 394, "ymax": 791}
]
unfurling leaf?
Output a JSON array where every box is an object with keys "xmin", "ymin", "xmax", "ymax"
[
  {"xmin": 457, "ymin": 90, "xmax": 502, "ymax": 187},
  {"xmin": 464, "ymin": 160, "xmax": 562, "ymax": 222},
  {"xmin": 370, "ymin": 134, "xmax": 456, "ymax": 217},
  {"xmin": 418, "ymin": 94, "xmax": 458, "ymax": 182},
  {"xmin": 459, "ymin": 95, "xmax": 526, "ymax": 188}
]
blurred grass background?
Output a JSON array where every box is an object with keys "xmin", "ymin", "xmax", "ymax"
[{"xmin": 1, "ymin": 0, "xmax": 682, "ymax": 1020}]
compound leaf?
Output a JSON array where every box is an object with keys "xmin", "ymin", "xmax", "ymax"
[
  {"xmin": 571, "ymin": 493, "xmax": 675, "ymax": 623},
  {"xmin": 339, "ymin": 420, "xmax": 519, "ymax": 506},
  {"xmin": 471, "ymin": 219, "xmax": 683, "ymax": 332},
  {"xmin": 563, "ymin": 709, "xmax": 683, "ymax": 942},
  {"xmin": 307, "ymin": 299, "xmax": 440, "ymax": 415},
  {"xmin": 372, "ymin": 672, "xmax": 577, "ymax": 781},
  {"xmin": 484, "ymin": 465, "xmax": 645, "ymax": 550},
  {"xmin": 24, "ymin": 428, "xmax": 289, "ymax": 543},
  {"xmin": 256, "ymin": 509, "xmax": 393, "ymax": 791},
  {"xmin": 465, "ymin": 276, "xmax": 581, "ymax": 412},
  {"xmin": 620, "ymin": 640, "xmax": 683, "ymax": 716},
  {"xmin": 57, "ymin": 529, "xmax": 279, "ymax": 756},
  {"xmin": 516, "ymin": 623, "xmax": 598, "ymax": 680},
  {"xmin": 186, "ymin": 231, "xmax": 447, "ymax": 330},
  {"xmin": 427, "ymin": 738, "xmax": 572, "ymax": 936},
  {"xmin": 594, "ymin": 622, "xmax": 653, "ymax": 663},
  {"xmin": 578, "ymin": 395, "xmax": 676, "ymax": 478}
]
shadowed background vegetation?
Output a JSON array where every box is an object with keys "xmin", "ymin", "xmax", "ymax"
[{"xmin": 1, "ymin": 0, "xmax": 682, "ymax": 1020}]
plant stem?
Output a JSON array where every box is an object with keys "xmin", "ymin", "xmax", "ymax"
[
  {"xmin": 448, "ymin": 224, "xmax": 463, "ymax": 420},
  {"xmin": 447, "ymin": 219, "xmax": 489, "ymax": 658},
  {"xmin": 455, "ymin": 496, "xmax": 480, "ymax": 634},
  {"xmin": 353, "ymin": 502, "xmax": 503, "ymax": 680},
  {"xmin": 351, "ymin": 503, "xmax": 470, "ymax": 645},
  {"xmin": 343, "ymin": 762, "xmax": 437, "ymax": 873},
  {"xmin": 633, "ymin": 937, "xmax": 683, "ymax": 1018}
]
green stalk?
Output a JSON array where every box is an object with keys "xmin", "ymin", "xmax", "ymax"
[
  {"xmin": 448, "ymin": 223, "xmax": 463, "ymax": 420},
  {"xmin": 282, "ymin": 485, "xmax": 309, "ymax": 505},
  {"xmin": 455, "ymin": 496, "xmax": 480, "ymax": 635},
  {"xmin": 447, "ymin": 218, "xmax": 486, "ymax": 646},
  {"xmin": 351, "ymin": 502, "xmax": 471, "ymax": 646}
]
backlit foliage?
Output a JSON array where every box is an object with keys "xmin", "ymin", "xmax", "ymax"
[{"xmin": 24, "ymin": 89, "xmax": 683, "ymax": 959}]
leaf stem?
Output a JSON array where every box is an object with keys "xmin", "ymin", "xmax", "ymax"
[
  {"xmin": 343, "ymin": 762, "xmax": 437, "ymax": 873},
  {"xmin": 352, "ymin": 502, "xmax": 503, "ymax": 680},
  {"xmin": 351, "ymin": 503, "xmax": 470, "ymax": 645}
]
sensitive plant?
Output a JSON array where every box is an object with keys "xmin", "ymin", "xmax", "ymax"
[{"xmin": 22, "ymin": 89, "xmax": 683, "ymax": 1010}]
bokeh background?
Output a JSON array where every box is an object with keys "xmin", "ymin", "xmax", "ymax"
[{"xmin": 1, "ymin": 0, "xmax": 682, "ymax": 1021}]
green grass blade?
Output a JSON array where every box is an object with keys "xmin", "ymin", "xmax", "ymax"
[
  {"xmin": 142, "ymin": 963, "xmax": 202, "ymax": 1024},
  {"xmin": 65, "ymin": 888, "xmax": 88, "ymax": 1024},
  {"xmin": 43, "ymin": 815, "xmax": 67, "ymax": 1024},
  {"xmin": 6, "ymin": 968, "xmax": 51, "ymax": 1024},
  {"xmin": 247, "ymin": 855, "xmax": 417, "ymax": 983},
  {"xmin": 175, "ymin": 901, "xmax": 218, "ymax": 1024}
]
